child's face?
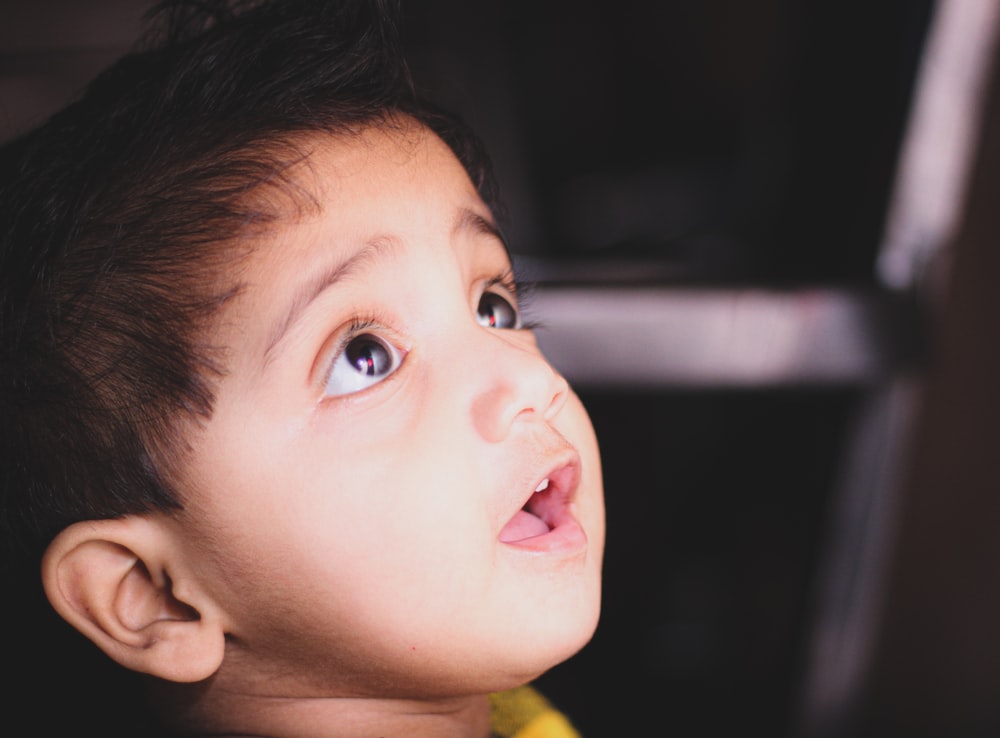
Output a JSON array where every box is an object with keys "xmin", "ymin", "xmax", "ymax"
[{"xmin": 171, "ymin": 123, "xmax": 605, "ymax": 696}]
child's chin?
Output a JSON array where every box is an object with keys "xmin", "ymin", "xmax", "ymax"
[
  {"xmin": 497, "ymin": 643, "xmax": 593, "ymax": 689},
  {"xmin": 520, "ymin": 606, "xmax": 601, "ymax": 675}
]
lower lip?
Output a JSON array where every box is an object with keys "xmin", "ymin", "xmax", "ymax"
[{"xmin": 500, "ymin": 513, "xmax": 588, "ymax": 554}]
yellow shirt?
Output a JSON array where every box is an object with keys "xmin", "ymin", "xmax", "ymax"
[{"xmin": 488, "ymin": 685, "xmax": 582, "ymax": 738}]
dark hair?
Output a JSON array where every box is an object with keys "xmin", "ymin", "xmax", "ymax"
[{"xmin": 0, "ymin": 0, "xmax": 499, "ymax": 566}]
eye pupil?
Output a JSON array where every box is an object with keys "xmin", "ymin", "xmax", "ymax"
[{"xmin": 347, "ymin": 339, "xmax": 389, "ymax": 377}]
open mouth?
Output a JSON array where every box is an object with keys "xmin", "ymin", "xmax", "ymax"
[
  {"xmin": 498, "ymin": 459, "xmax": 586, "ymax": 551},
  {"xmin": 499, "ymin": 477, "xmax": 558, "ymax": 542}
]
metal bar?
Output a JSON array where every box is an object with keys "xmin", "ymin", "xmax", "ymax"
[{"xmin": 530, "ymin": 285, "xmax": 922, "ymax": 389}]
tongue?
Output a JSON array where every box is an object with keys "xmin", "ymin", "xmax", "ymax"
[{"xmin": 499, "ymin": 509, "xmax": 551, "ymax": 543}]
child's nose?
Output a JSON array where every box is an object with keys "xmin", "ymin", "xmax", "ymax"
[{"xmin": 470, "ymin": 334, "xmax": 570, "ymax": 443}]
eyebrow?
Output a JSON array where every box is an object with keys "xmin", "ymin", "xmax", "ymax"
[
  {"xmin": 260, "ymin": 207, "xmax": 504, "ymax": 365},
  {"xmin": 261, "ymin": 238, "xmax": 394, "ymax": 362},
  {"xmin": 455, "ymin": 206, "xmax": 507, "ymax": 250}
]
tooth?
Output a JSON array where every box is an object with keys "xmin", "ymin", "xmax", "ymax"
[{"xmin": 534, "ymin": 478, "xmax": 550, "ymax": 493}]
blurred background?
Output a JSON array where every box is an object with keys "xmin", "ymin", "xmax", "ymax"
[{"xmin": 4, "ymin": 1, "xmax": 1000, "ymax": 736}]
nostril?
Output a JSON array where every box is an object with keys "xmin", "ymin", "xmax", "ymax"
[{"xmin": 542, "ymin": 376, "xmax": 569, "ymax": 421}]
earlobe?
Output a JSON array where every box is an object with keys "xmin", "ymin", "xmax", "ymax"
[{"xmin": 42, "ymin": 517, "xmax": 226, "ymax": 683}]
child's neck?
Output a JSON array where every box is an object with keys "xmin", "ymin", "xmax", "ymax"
[{"xmin": 154, "ymin": 682, "xmax": 493, "ymax": 738}]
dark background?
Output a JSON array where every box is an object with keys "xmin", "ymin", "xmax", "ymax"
[{"xmin": 402, "ymin": 0, "xmax": 932, "ymax": 286}]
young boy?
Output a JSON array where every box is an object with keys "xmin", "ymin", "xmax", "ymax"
[{"xmin": 0, "ymin": 1, "xmax": 605, "ymax": 736}]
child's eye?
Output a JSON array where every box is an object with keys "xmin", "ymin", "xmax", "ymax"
[
  {"xmin": 476, "ymin": 291, "xmax": 520, "ymax": 330},
  {"xmin": 324, "ymin": 333, "xmax": 404, "ymax": 397}
]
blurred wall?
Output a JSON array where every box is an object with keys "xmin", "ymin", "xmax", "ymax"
[{"xmin": 860, "ymin": 26, "xmax": 1000, "ymax": 737}]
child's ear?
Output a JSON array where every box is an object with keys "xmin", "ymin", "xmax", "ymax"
[{"xmin": 41, "ymin": 516, "xmax": 227, "ymax": 684}]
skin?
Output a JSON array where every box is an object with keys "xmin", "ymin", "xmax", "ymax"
[{"xmin": 157, "ymin": 121, "xmax": 605, "ymax": 737}]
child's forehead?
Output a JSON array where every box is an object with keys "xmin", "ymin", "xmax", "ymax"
[
  {"xmin": 226, "ymin": 120, "xmax": 504, "ymax": 303},
  {"xmin": 270, "ymin": 124, "xmax": 497, "ymax": 256},
  {"xmin": 280, "ymin": 121, "xmax": 457, "ymax": 207},
  {"xmin": 222, "ymin": 120, "xmax": 481, "ymax": 267}
]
